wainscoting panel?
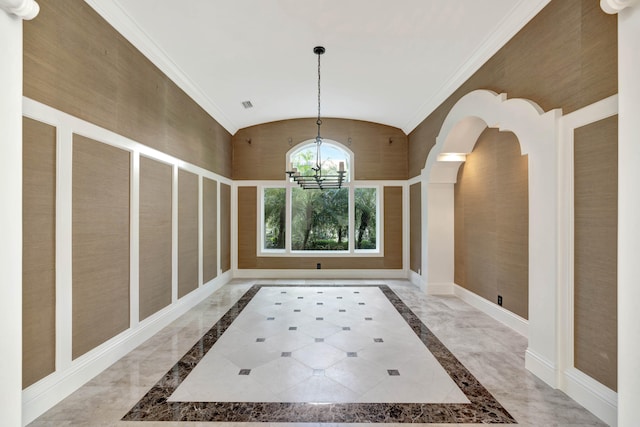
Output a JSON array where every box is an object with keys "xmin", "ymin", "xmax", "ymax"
[
  {"xmin": 71, "ymin": 134, "xmax": 131, "ymax": 360},
  {"xmin": 220, "ymin": 183, "xmax": 231, "ymax": 273},
  {"xmin": 574, "ymin": 115, "xmax": 618, "ymax": 391},
  {"xmin": 22, "ymin": 117, "xmax": 57, "ymax": 388},
  {"xmin": 409, "ymin": 182, "xmax": 421, "ymax": 274},
  {"xmin": 178, "ymin": 169, "xmax": 199, "ymax": 298},
  {"xmin": 203, "ymin": 177, "xmax": 218, "ymax": 283},
  {"xmin": 139, "ymin": 156, "xmax": 173, "ymax": 321}
]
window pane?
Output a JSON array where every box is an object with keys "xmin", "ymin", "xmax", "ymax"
[
  {"xmin": 291, "ymin": 188, "xmax": 348, "ymax": 250},
  {"xmin": 263, "ymin": 188, "xmax": 286, "ymax": 249},
  {"xmin": 355, "ymin": 188, "xmax": 377, "ymax": 250},
  {"xmin": 290, "ymin": 143, "xmax": 349, "ymax": 182}
]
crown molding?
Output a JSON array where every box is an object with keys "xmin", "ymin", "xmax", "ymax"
[
  {"xmin": 83, "ymin": 0, "xmax": 239, "ymax": 135},
  {"xmin": 401, "ymin": 0, "xmax": 551, "ymax": 134},
  {"xmin": 600, "ymin": 0, "xmax": 639, "ymax": 14},
  {"xmin": 0, "ymin": 0, "xmax": 39, "ymax": 19}
]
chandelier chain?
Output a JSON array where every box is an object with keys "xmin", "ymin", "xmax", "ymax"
[{"xmin": 317, "ymin": 49, "xmax": 322, "ymax": 133}]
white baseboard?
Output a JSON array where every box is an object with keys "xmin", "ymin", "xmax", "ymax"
[
  {"xmin": 409, "ymin": 270, "xmax": 424, "ymax": 290},
  {"xmin": 453, "ymin": 284, "xmax": 528, "ymax": 337},
  {"xmin": 22, "ymin": 271, "xmax": 232, "ymax": 426},
  {"xmin": 525, "ymin": 348, "xmax": 557, "ymax": 388},
  {"xmin": 232, "ymin": 269, "xmax": 408, "ymax": 280},
  {"xmin": 424, "ymin": 282, "xmax": 454, "ymax": 294},
  {"xmin": 563, "ymin": 368, "xmax": 617, "ymax": 427}
]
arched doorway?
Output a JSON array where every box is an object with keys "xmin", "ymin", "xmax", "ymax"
[{"xmin": 419, "ymin": 89, "xmax": 561, "ymax": 387}]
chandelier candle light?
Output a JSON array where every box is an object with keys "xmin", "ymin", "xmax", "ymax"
[{"xmin": 286, "ymin": 46, "xmax": 346, "ymax": 190}]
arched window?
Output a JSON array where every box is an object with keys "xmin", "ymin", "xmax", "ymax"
[{"xmin": 260, "ymin": 139, "xmax": 380, "ymax": 255}]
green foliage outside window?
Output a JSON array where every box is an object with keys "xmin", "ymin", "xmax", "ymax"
[
  {"xmin": 263, "ymin": 188, "xmax": 286, "ymax": 249},
  {"xmin": 291, "ymin": 188, "xmax": 348, "ymax": 250},
  {"xmin": 355, "ymin": 188, "xmax": 377, "ymax": 249}
]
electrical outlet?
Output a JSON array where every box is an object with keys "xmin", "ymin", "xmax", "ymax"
[
  {"xmin": 498, "ymin": 295, "xmax": 503, "ymax": 306},
  {"xmin": 317, "ymin": 263, "xmax": 321, "ymax": 269}
]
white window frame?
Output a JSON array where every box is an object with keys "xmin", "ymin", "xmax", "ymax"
[{"xmin": 257, "ymin": 139, "xmax": 383, "ymax": 257}]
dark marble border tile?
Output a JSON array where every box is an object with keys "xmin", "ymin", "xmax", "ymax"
[{"xmin": 122, "ymin": 284, "xmax": 516, "ymax": 423}]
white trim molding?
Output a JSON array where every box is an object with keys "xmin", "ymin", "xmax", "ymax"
[
  {"xmin": 21, "ymin": 98, "xmax": 234, "ymax": 425},
  {"xmin": 600, "ymin": 0, "xmax": 639, "ymax": 14},
  {"xmin": 563, "ymin": 368, "xmax": 618, "ymax": 427},
  {"xmin": 0, "ymin": 0, "xmax": 38, "ymax": 19}
]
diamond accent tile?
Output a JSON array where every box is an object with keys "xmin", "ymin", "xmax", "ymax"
[
  {"xmin": 256, "ymin": 338, "xmax": 266, "ymax": 342},
  {"xmin": 387, "ymin": 369, "xmax": 400, "ymax": 376},
  {"xmin": 281, "ymin": 352, "xmax": 292, "ymax": 357},
  {"xmin": 374, "ymin": 338, "xmax": 384, "ymax": 343},
  {"xmin": 347, "ymin": 352, "xmax": 357, "ymax": 358},
  {"xmin": 239, "ymin": 369, "xmax": 251, "ymax": 375}
]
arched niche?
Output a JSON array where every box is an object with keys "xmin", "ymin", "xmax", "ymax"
[{"xmin": 419, "ymin": 89, "xmax": 562, "ymax": 388}]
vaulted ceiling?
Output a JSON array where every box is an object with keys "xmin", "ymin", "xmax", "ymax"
[{"xmin": 85, "ymin": 0, "xmax": 551, "ymax": 135}]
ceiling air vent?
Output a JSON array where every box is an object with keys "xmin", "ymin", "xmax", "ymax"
[{"xmin": 241, "ymin": 100, "xmax": 253, "ymax": 109}]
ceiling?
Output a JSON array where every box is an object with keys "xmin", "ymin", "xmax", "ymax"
[{"xmin": 85, "ymin": 0, "xmax": 550, "ymax": 135}]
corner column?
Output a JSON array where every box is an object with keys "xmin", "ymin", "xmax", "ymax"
[
  {"xmin": 600, "ymin": 0, "xmax": 640, "ymax": 424},
  {"xmin": 0, "ymin": 1, "xmax": 39, "ymax": 425}
]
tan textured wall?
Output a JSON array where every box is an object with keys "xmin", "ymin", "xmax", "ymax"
[
  {"xmin": 574, "ymin": 116, "xmax": 618, "ymax": 391},
  {"xmin": 139, "ymin": 157, "xmax": 173, "ymax": 321},
  {"xmin": 233, "ymin": 118, "xmax": 407, "ymax": 181},
  {"xmin": 220, "ymin": 184, "xmax": 231, "ymax": 272},
  {"xmin": 23, "ymin": 0, "xmax": 232, "ymax": 177},
  {"xmin": 203, "ymin": 178, "xmax": 218, "ymax": 282},
  {"xmin": 408, "ymin": 0, "xmax": 617, "ymax": 178},
  {"xmin": 72, "ymin": 135, "xmax": 130, "ymax": 359},
  {"xmin": 178, "ymin": 169, "xmax": 199, "ymax": 298},
  {"xmin": 454, "ymin": 129, "xmax": 528, "ymax": 319},
  {"xmin": 409, "ymin": 183, "xmax": 421, "ymax": 274},
  {"xmin": 22, "ymin": 118, "xmax": 57, "ymax": 388},
  {"xmin": 237, "ymin": 186, "xmax": 403, "ymax": 269}
]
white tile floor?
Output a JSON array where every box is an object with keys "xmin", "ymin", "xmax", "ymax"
[
  {"xmin": 169, "ymin": 286, "xmax": 468, "ymax": 404},
  {"xmin": 28, "ymin": 279, "xmax": 608, "ymax": 426}
]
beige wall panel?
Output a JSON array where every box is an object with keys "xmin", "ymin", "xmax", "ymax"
[
  {"xmin": 408, "ymin": 0, "xmax": 617, "ymax": 177},
  {"xmin": 383, "ymin": 187, "xmax": 403, "ymax": 269},
  {"xmin": 495, "ymin": 132, "xmax": 529, "ymax": 319},
  {"xmin": 178, "ymin": 169, "xmax": 199, "ymax": 298},
  {"xmin": 139, "ymin": 156, "xmax": 173, "ymax": 321},
  {"xmin": 233, "ymin": 118, "xmax": 407, "ymax": 181},
  {"xmin": 574, "ymin": 116, "xmax": 618, "ymax": 391},
  {"xmin": 24, "ymin": 0, "xmax": 232, "ymax": 178},
  {"xmin": 203, "ymin": 178, "xmax": 218, "ymax": 283},
  {"xmin": 22, "ymin": 118, "xmax": 57, "ymax": 388},
  {"xmin": 454, "ymin": 129, "xmax": 528, "ymax": 319},
  {"xmin": 220, "ymin": 184, "xmax": 232, "ymax": 272},
  {"xmin": 453, "ymin": 168, "xmax": 465, "ymax": 287},
  {"xmin": 237, "ymin": 186, "xmax": 402, "ymax": 270},
  {"xmin": 23, "ymin": 0, "xmax": 118, "ymax": 131},
  {"xmin": 72, "ymin": 135, "xmax": 130, "ymax": 359},
  {"xmin": 460, "ymin": 132, "xmax": 497, "ymax": 303},
  {"xmin": 409, "ymin": 183, "xmax": 421, "ymax": 274},
  {"xmin": 237, "ymin": 187, "xmax": 258, "ymax": 269}
]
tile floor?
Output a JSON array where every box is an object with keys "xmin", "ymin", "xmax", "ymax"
[{"xmin": 28, "ymin": 279, "xmax": 608, "ymax": 426}]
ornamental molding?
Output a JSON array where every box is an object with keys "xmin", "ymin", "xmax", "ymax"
[
  {"xmin": 600, "ymin": 0, "xmax": 639, "ymax": 14},
  {"xmin": 0, "ymin": 0, "xmax": 39, "ymax": 19}
]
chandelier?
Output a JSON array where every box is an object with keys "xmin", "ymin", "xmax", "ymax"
[{"xmin": 286, "ymin": 46, "xmax": 346, "ymax": 190}]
